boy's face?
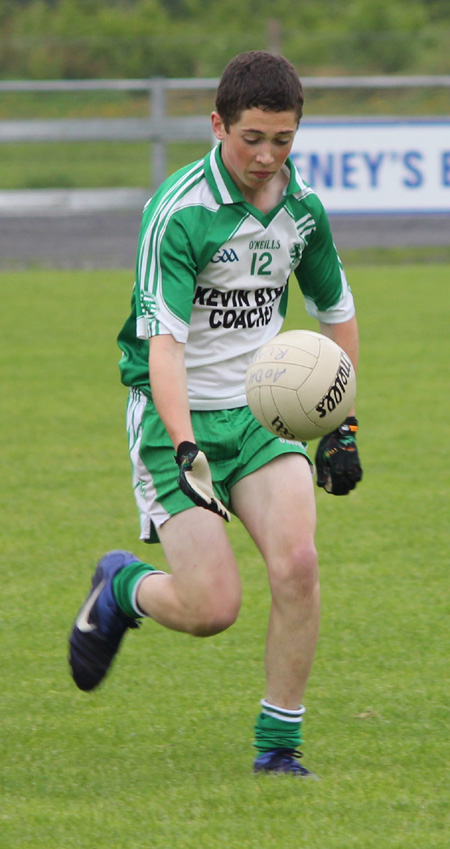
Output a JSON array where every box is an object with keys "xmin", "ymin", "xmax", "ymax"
[{"xmin": 211, "ymin": 107, "xmax": 298, "ymax": 196}]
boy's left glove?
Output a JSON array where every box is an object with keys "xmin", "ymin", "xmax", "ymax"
[
  {"xmin": 315, "ymin": 416, "xmax": 362, "ymax": 495},
  {"xmin": 175, "ymin": 441, "xmax": 230, "ymax": 522}
]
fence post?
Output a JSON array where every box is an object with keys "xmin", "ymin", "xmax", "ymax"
[{"xmin": 151, "ymin": 78, "xmax": 167, "ymax": 193}]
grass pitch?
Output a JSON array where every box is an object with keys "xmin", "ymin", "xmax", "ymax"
[{"xmin": 1, "ymin": 263, "xmax": 448, "ymax": 848}]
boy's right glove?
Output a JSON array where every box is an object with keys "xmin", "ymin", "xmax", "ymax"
[
  {"xmin": 315, "ymin": 416, "xmax": 362, "ymax": 495},
  {"xmin": 175, "ymin": 441, "xmax": 230, "ymax": 522}
]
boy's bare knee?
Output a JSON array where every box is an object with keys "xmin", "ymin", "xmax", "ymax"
[
  {"xmin": 189, "ymin": 596, "xmax": 241, "ymax": 637},
  {"xmin": 269, "ymin": 542, "xmax": 319, "ymax": 603}
]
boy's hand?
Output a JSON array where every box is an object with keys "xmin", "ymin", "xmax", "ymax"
[
  {"xmin": 315, "ymin": 417, "xmax": 362, "ymax": 495},
  {"xmin": 175, "ymin": 441, "xmax": 230, "ymax": 522}
]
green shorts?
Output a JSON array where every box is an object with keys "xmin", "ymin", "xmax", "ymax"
[{"xmin": 126, "ymin": 388, "xmax": 311, "ymax": 543}]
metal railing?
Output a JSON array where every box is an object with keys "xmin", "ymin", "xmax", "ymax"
[{"xmin": 1, "ymin": 76, "xmax": 449, "ymax": 208}]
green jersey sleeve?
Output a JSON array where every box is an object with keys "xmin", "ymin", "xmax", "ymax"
[
  {"xmin": 294, "ymin": 201, "xmax": 355, "ymax": 324},
  {"xmin": 136, "ymin": 209, "xmax": 197, "ymax": 342}
]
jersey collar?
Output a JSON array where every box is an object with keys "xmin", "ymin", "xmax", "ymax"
[
  {"xmin": 205, "ymin": 144, "xmax": 242, "ymax": 204},
  {"xmin": 205, "ymin": 143, "xmax": 309, "ymax": 205}
]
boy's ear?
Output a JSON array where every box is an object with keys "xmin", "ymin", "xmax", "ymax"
[{"xmin": 211, "ymin": 111, "xmax": 226, "ymax": 140}]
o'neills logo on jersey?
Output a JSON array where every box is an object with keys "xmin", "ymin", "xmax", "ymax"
[
  {"xmin": 193, "ymin": 284, "xmax": 284, "ymax": 330},
  {"xmin": 248, "ymin": 240, "xmax": 280, "ymax": 250}
]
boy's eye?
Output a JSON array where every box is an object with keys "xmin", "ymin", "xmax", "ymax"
[{"xmin": 243, "ymin": 137, "xmax": 291, "ymax": 146}]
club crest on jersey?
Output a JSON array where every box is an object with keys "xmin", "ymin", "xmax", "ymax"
[
  {"xmin": 140, "ymin": 291, "xmax": 159, "ymax": 319},
  {"xmin": 289, "ymin": 243, "xmax": 304, "ymax": 270},
  {"xmin": 211, "ymin": 248, "xmax": 239, "ymax": 264}
]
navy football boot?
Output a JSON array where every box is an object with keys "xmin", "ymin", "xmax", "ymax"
[
  {"xmin": 253, "ymin": 749, "xmax": 318, "ymax": 777},
  {"xmin": 69, "ymin": 550, "xmax": 141, "ymax": 691}
]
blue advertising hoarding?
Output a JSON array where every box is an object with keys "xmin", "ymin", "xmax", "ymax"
[{"xmin": 291, "ymin": 119, "xmax": 450, "ymax": 214}]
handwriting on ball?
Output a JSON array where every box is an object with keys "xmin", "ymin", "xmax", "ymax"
[
  {"xmin": 252, "ymin": 345, "xmax": 290, "ymax": 363},
  {"xmin": 247, "ymin": 364, "xmax": 287, "ymax": 385}
]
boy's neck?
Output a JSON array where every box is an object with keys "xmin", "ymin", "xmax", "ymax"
[{"xmin": 241, "ymin": 169, "xmax": 289, "ymax": 214}]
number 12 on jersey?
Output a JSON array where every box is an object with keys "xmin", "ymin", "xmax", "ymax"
[{"xmin": 250, "ymin": 252, "xmax": 272, "ymax": 276}]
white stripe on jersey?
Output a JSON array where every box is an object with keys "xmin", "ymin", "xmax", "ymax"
[
  {"xmin": 138, "ymin": 160, "xmax": 206, "ymax": 332},
  {"xmin": 296, "ymin": 212, "xmax": 316, "ymax": 242},
  {"xmin": 139, "ymin": 159, "xmax": 204, "ymax": 290}
]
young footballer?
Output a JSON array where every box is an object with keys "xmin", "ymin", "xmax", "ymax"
[{"xmin": 69, "ymin": 51, "xmax": 362, "ymax": 776}]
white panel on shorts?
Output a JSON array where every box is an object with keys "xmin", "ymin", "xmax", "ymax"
[{"xmin": 126, "ymin": 389, "xmax": 171, "ymax": 540}]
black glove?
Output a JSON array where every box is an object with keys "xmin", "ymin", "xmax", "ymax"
[
  {"xmin": 315, "ymin": 416, "xmax": 362, "ymax": 496},
  {"xmin": 175, "ymin": 441, "xmax": 230, "ymax": 521}
]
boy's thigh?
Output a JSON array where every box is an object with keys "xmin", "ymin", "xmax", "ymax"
[
  {"xmin": 230, "ymin": 453, "xmax": 317, "ymax": 561},
  {"xmin": 158, "ymin": 506, "xmax": 240, "ymax": 600}
]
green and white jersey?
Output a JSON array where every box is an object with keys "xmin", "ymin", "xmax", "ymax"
[{"xmin": 118, "ymin": 144, "xmax": 354, "ymax": 410}]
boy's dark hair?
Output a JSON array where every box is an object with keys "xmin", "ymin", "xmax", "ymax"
[{"xmin": 215, "ymin": 51, "xmax": 304, "ymax": 130}]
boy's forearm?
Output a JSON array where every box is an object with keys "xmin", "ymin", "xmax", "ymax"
[{"xmin": 148, "ymin": 334, "xmax": 195, "ymax": 449}]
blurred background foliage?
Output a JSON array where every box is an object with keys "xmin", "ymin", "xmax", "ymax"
[
  {"xmin": 0, "ymin": 0, "xmax": 449, "ymax": 80},
  {"xmin": 0, "ymin": 0, "xmax": 448, "ymax": 191}
]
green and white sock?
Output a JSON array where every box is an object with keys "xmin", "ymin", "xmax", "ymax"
[
  {"xmin": 254, "ymin": 699, "xmax": 306, "ymax": 753},
  {"xmin": 112, "ymin": 561, "xmax": 166, "ymax": 619}
]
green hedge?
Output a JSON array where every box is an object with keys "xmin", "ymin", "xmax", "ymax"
[{"xmin": 0, "ymin": 0, "xmax": 449, "ymax": 78}]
